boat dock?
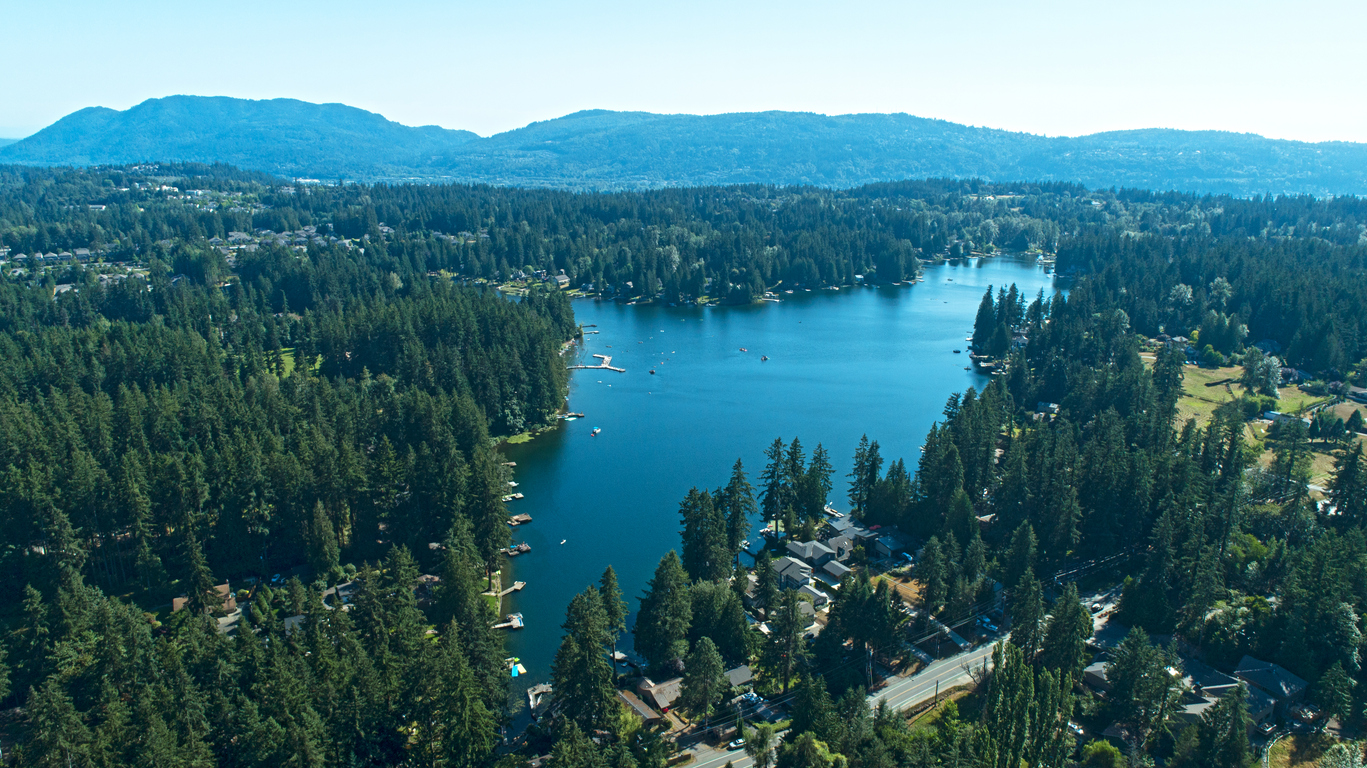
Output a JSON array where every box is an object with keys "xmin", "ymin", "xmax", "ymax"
[
  {"xmin": 501, "ymin": 492, "xmax": 525, "ymax": 502},
  {"xmin": 503, "ymin": 543, "xmax": 532, "ymax": 557},
  {"xmin": 492, "ymin": 612, "xmax": 524, "ymax": 630},
  {"xmin": 508, "ymin": 513, "xmax": 533, "ymax": 525},
  {"xmin": 569, "ymin": 354, "xmax": 626, "ymax": 372},
  {"xmin": 500, "ymin": 581, "xmax": 526, "ymax": 597},
  {"xmin": 527, "ymin": 683, "xmax": 553, "ymax": 719}
]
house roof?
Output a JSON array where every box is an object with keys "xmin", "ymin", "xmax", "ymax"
[
  {"xmin": 618, "ymin": 689, "xmax": 660, "ymax": 721},
  {"xmin": 1235, "ymin": 655, "xmax": 1307, "ymax": 700},
  {"xmin": 775, "ymin": 556, "xmax": 812, "ymax": 580},
  {"xmin": 799, "ymin": 584, "xmax": 830, "ymax": 604},
  {"xmin": 823, "ymin": 560, "xmax": 852, "ymax": 579},
  {"xmin": 786, "ymin": 540, "xmax": 834, "ymax": 561},
  {"xmin": 826, "ymin": 535, "xmax": 853, "ymax": 555},
  {"xmin": 637, "ymin": 677, "xmax": 683, "ymax": 711},
  {"xmin": 725, "ymin": 666, "xmax": 754, "ymax": 687}
]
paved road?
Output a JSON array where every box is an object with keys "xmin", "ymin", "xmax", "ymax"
[{"xmin": 688, "ymin": 642, "xmax": 999, "ymax": 768}]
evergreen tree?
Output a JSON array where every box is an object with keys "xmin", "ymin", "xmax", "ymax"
[
  {"xmin": 1008, "ymin": 570, "xmax": 1044, "ymax": 660},
  {"xmin": 720, "ymin": 459, "xmax": 757, "ymax": 555},
  {"xmin": 1194, "ymin": 684, "xmax": 1251, "ymax": 768},
  {"xmin": 634, "ymin": 551, "xmax": 693, "ymax": 670},
  {"xmin": 601, "ymin": 566, "xmax": 627, "ymax": 672},
  {"xmin": 1040, "ymin": 583, "xmax": 1093, "ymax": 679},
  {"xmin": 681, "ymin": 637, "xmax": 726, "ymax": 717},
  {"xmin": 1329, "ymin": 443, "xmax": 1366, "ymax": 528}
]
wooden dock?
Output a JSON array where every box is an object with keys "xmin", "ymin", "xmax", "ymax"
[
  {"xmin": 508, "ymin": 513, "xmax": 533, "ymax": 525},
  {"xmin": 500, "ymin": 581, "xmax": 526, "ymax": 597},
  {"xmin": 569, "ymin": 354, "xmax": 626, "ymax": 373}
]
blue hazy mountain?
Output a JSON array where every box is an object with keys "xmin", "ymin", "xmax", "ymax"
[
  {"xmin": 0, "ymin": 96, "xmax": 477, "ymax": 178},
  {"xmin": 4, "ymin": 97, "xmax": 1365, "ymax": 196}
]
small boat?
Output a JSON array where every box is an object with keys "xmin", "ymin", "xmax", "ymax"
[
  {"xmin": 953, "ymin": 350, "xmax": 962, "ymax": 354},
  {"xmin": 560, "ymin": 539, "xmax": 567, "ymax": 545},
  {"xmin": 649, "ymin": 370, "xmax": 656, "ymax": 375},
  {"xmin": 591, "ymin": 428, "xmax": 601, "ymax": 436},
  {"xmin": 739, "ymin": 348, "xmax": 748, "ymax": 352},
  {"xmin": 761, "ymin": 356, "xmax": 769, "ymax": 361}
]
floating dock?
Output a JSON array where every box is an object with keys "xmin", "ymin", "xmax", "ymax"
[
  {"xmin": 503, "ymin": 543, "xmax": 532, "ymax": 557},
  {"xmin": 492, "ymin": 612, "xmax": 524, "ymax": 630},
  {"xmin": 508, "ymin": 513, "xmax": 533, "ymax": 526},
  {"xmin": 569, "ymin": 354, "xmax": 626, "ymax": 372},
  {"xmin": 501, "ymin": 492, "xmax": 525, "ymax": 502},
  {"xmin": 500, "ymin": 580, "xmax": 526, "ymax": 596}
]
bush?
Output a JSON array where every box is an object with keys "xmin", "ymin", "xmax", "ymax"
[{"xmin": 1080, "ymin": 739, "xmax": 1124, "ymax": 768}]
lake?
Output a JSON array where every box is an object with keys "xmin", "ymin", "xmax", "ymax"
[{"xmin": 498, "ymin": 256, "xmax": 1057, "ymax": 715}]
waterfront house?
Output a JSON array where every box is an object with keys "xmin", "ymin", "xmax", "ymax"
[
  {"xmin": 826, "ymin": 535, "xmax": 855, "ymax": 561},
  {"xmin": 787, "ymin": 540, "xmax": 836, "ymax": 567},
  {"xmin": 617, "ymin": 689, "xmax": 662, "ymax": 722},
  {"xmin": 636, "ymin": 677, "xmax": 683, "ymax": 712},
  {"xmin": 774, "ymin": 556, "xmax": 813, "ymax": 590}
]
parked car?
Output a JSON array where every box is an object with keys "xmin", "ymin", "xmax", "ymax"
[{"xmin": 728, "ymin": 739, "xmax": 746, "ymax": 750}]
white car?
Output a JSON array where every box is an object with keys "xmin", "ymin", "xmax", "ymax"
[{"xmin": 728, "ymin": 739, "xmax": 746, "ymax": 750}]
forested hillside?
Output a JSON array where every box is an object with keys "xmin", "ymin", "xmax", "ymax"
[
  {"xmin": 6, "ymin": 97, "xmax": 1367, "ymax": 195},
  {"xmin": 1, "ymin": 163, "xmax": 1366, "ymax": 766}
]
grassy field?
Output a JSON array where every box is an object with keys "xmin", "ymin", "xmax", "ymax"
[
  {"xmin": 1170, "ymin": 363, "xmax": 1330, "ymax": 428},
  {"xmin": 1267, "ymin": 733, "xmax": 1346, "ymax": 768}
]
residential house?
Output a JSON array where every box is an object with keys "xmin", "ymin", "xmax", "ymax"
[
  {"xmin": 1235, "ymin": 655, "xmax": 1307, "ymax": 715},
  {"xmin": 725, "ymin": 666, "xmax": 754, "ymax": 688},
  {"xmin": 636, "ymin": 677, "xmax": 683, "ymax": 712},
  {"xmin": 799, "ymin": 583, "xmax": 831, "ymax": 608},
  {"xmin": 617, "ymin": 689, "xmax": 662, "ymax": 722},
  {"xmin": 822, "ymin": 560, "xmax": 852, "ymax": 581},
  {"xmin": 1349, "ymin": 386, "xmax": 1367, "ymax": 405},
  {"xmin": 825, "ymin": 535, "xmax": 855, "ymax": 562},
  {"xmin": 786, "ymin": 540, "xmax": 835, "ymax": 567},
  {"xmin": 1083, "ymin": 660, "xmax": 1110, "ymax": 692},
  {"xmin": 1177, "ymin": 658, "xmax": 1278, "ymax": 726},
  {"xmin": 874, "ymin": 531, "xmax": 912, "ymax": 559},
  {"xmin": 774, "ymin": 556, "xmax": 813, "ymax": 590}
]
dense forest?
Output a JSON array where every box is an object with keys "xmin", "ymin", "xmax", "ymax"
[
  {"xmin": 2, "ymin": 163, "xmax": 1366, "ymax": 766},
  {"xmin": 3, "ymin": 164, "xmax": 1364, "ymax": 370}
]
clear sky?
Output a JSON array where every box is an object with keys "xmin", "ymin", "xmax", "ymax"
[{"xmin": 3, "ymin": 0, "xmax": 1365, "ymax": 143}]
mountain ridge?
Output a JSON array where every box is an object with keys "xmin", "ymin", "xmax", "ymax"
[{"xmin": 3, "ymin": 95, "xmax": 1366, "ymax": 196}]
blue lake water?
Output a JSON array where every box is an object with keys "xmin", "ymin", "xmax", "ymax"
[{"xmin": 499, "ymin": 256, "xmax": 1057, "ymax": 713}]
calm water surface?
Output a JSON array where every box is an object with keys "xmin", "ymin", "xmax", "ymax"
[{"xmin": 499, "ymin": 257, "xmax": 1057, "ymax": 713}]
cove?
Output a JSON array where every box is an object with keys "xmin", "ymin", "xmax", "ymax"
[{"xmin": 498, "ymin": 256, "xmax": 1057, "ymax": 715}]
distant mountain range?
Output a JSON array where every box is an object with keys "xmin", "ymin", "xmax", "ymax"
[
  {"xmin": 3, "ymin": 95, "xmax": 1366, "ymax": 196},
  {"xmin": 0, "ymin": 139, "xmax": 16, "ymax": 148}
]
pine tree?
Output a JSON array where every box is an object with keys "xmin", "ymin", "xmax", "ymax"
[
  {"xmin": 307, "ymin": 500, "xmax": 341, "ymax": 579},
  {"xmin": 1040, "ymin": 583, "xmax": 1093, "ymax": 679},
  {"xmin": 20, "ymin": 678, "xmax": 94, "ymax": 768},
  {"xmin": 1008, "ymin": 570, "xmax": 1044, "ymax": 659},
  {"xmin": 1329, "ymin": 442, "xmax": 1366, "ymax": 528},
  {"xmin": 848, "ymin": 435, "xmax": 871, "ymax": 514},
  {"xmin": 681, "ymin": 636, "xmax": 726, "ymax": 717},
  {"xmin": 721, "ymin": 459, "xmax": 757, "ymax": 555},
  {"xmin": 1196, "ymin": 684, "xmax": 1251, "ymax": 768},
  {"xmin": 1004, "ymin": 522, "xmax": 1037, "ymax": 591},
  {"xmin": 601, "ymin": 566, "xmax": 627, "ymax": 672},
  {"xmin": 634, "ymin": 551, "xmax": 693, "ymax": 671}
]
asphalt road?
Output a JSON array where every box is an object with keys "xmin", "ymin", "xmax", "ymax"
[{"xmin": 688, "ymin": 642, "xmax": 1000, "ymax": 768}]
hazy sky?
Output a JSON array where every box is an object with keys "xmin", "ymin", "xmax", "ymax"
[{"xmin": 4, "ymin": 0, "xmax": 1365, "ymax": 142}]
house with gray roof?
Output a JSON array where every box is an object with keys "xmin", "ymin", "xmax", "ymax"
[
  {"xmin": 787, "ymin": 540, "xmax": 835, "ymax": 567},
  {"xmin": 774, "ymin": 556, "xmax": 813, "ymax": 590},
  {"xmin": 1235, "ymin": 655, "xmax": 1307, "ymax": 711}
]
